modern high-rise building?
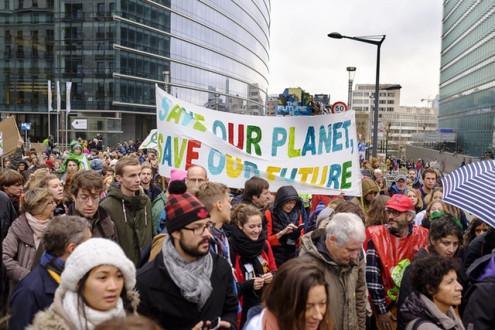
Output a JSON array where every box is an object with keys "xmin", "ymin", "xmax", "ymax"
[
  {"xmin": 0, "ymin": 0, "xmax": 270, "ymax": 146},
  {"xmin": 438, "ymin": 1, "xmax": 495, "ymax": 157}
]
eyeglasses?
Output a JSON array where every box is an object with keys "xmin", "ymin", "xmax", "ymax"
[
  {"xmin": 182, "ymin": 222, "xmax": 214, "ymax": 235},
  {"xmin": 77, "ymin": 194, "xmax": 100, "ymax": 203},
  {"xmin": 385, "ymin": 208, "xmax": 404, "ymax": 217},
  {"xmin": 187, "ymin": 178, "xmax": 206, "ymax": 184}
]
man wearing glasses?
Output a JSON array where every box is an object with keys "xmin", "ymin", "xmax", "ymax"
[
  {"xmin": 365, "ymin": 194, "xmax": 429, "ymax": 330},
  {"xmin": 136, "ymin": 180, "xmax": 238, "ymax": 329},
  {"xmin": 68, "ymin": 170, "xmax": 118, "ymax": 242}
]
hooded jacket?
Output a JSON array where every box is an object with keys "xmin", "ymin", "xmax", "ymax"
[
  {"xmin": 462, "ymin": 252, "xmax": 495, "ymax": 329},
  {"xmin": 400, "ymin": 292, "xmax": 465, "ymax": 330},
  {"xmin": 265, "ymin": 186, "xmax": 303, "ymax": 266},
  {"xmin": 351, "ymin": 179, "xmax": 379, "ymax": 216},
  {"xmin": 100, "ymin": 182, "xmax": 152, "ymax": 266},
  {"xmin": 300, "ymin": 228, "xmax": 367, "ymax": 330}
]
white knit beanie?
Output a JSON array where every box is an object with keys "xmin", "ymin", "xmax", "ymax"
[{"xmin": 61, "ymin": 238, "xmax": 136, "ymax": 292}]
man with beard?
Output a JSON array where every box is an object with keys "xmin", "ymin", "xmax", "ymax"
[
  {"xmin": 136, "ymin": 180, "xmax": 238, "ymax": 329},
  {"xmin": 365, "ymin": 195, "xmax": 429, "ymax": 330}
]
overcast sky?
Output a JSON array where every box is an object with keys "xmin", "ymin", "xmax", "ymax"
[{"xmin": 268, "ymin": 1, "xmax": 443, "ymax": 107}]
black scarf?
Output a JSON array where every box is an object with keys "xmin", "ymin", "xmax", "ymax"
[
  {"xmin": 274, "ymin": 207, "xmax": 299, "ymax": 228},
  {"xmin": 230, "ymin": 225, "xmax": 267, "ymax": 276}
]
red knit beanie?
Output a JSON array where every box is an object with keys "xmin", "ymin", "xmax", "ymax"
[{"xmin": 165, "ymin": 180, "xmax": 210, "ymax": 233}]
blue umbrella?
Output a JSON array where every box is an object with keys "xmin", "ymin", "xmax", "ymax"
[{"xmin": 442, "ymin": 160, "xmax": 495, "ymax": 228}]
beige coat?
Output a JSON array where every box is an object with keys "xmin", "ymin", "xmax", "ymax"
[
  {"xmin": 300, "ymin": 228, "xmax": 367, "ymax": 330},
  {"xmin": 2, "ymin": 213, "xmax": 37, "ymax": 284}
]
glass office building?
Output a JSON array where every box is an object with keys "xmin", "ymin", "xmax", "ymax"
[
  {"xmin": 438, "ymin": 0, "xmax": 495, "ymax": 157},
  {"xmin": 0, "ymin": 0, "xmax": 270, "ymax": 146}
]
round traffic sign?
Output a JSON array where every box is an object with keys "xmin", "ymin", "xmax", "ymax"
[{"xmin": 331, "ymin": 101, "xmax": 348, "ymax": 114}]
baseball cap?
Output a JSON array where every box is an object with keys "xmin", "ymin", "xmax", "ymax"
[
  {"xmin": 385, "ymin": 194, "xmax": 414, "ymax": 212},
  {"xmin": 395, "ymin": 174, "xmax": 407, "ymax": 182}
]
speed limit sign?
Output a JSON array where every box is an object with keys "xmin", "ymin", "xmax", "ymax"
[{"xmin": 331, "ymin": 101, "xmax": 348, "ymax": 114}]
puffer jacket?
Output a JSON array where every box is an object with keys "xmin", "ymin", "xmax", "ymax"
[
  {"xmin": 28, "ymin": 286, "xmax": 140, "ymax": 330},
  {"xmin": 300, "ymin": 228, "xmax": 367, "ymax": 330},
  {"xmin": 100, "ymin": 182, "xmax": 152, "ymax": 266},
  {"xmin": 400, "ymin": 292, "xmax": 465, "ymax": 330},
  {"xmin": 2, "ymin": 213, "xmax": 37, "ymax": 284}
]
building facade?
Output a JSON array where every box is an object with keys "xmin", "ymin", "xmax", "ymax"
[
  {"xmin": 0, "ymin": 0, "xmax": 270, "ymax": 147},
  {"xmin": 351, "ymin": 84, "xmax": 437, "ymax": 157},
  {"xmin": 438, "ymin": 0, "xmax": 495, "ymax": 157}
]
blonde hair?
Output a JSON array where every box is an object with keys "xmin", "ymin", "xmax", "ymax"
[
  {"xmin": 21, "ymin": 188, "xmax": 53, "ymax": 215},
  {"xmin": 24, "ymin": 168, "xmax": 51, "ymax": 191}
]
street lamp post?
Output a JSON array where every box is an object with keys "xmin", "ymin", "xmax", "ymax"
[
  {"xmin": 328, "ymin": 32, "xmax": 385, "ymax": 158},
  {"xmin": 346, "ymin": 67, "xmax": 356, "ymax": 109}
]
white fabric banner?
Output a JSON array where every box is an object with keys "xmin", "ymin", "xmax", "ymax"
[
  {"xmin": 140, "ymin": 129, "xmax": 158, "ymax": 150},
  {"xmin": 155, "ymin": 86, "xmax": 362, "ymax": 195},
  {"xmin": 48, "ymin": 80, "xmax": 53, "ymax": 112},
  {"xmin": 66, "ymin": 82, "xmax": 72, "ymax": 114},
  {"xmin": 56, "ymin": 81, "xmax": 61, "ymax": 113},
  {"xmin": 0, "ymin": 132, "xmax": 3, "ymax": 156}
]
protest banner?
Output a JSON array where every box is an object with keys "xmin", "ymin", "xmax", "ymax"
[
  {"xmin": 0, "ymin": 116, "xmax": 21, "ymax": 157},
  {"xmin": 155, "ymin": 86, "xmax": 362, "ymax": 195},
  {"xmin": 139, "ymin": 129, "xmax": 158, "ymax": 150}
]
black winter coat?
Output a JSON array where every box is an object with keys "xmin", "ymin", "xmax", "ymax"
[
  {"xmin": 136, "ymin": 251, "xmax": 239, "ymax": 330},
  {"xmin": 9, "ymin": 264, "xmax": 58, "ymax": 329}
]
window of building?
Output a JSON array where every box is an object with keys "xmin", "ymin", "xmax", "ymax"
[
  {"xmin": 97, "ymin": 62, "xmax": 105, "ymax": 74},
  {"xmin": 97, "ymin": 3, "xmax": 105, "ymax": 17}
]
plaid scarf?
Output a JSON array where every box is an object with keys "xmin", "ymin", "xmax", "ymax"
[{"xmin": 40, "ymin": 252, "xmax": 65, "ymax": 284}]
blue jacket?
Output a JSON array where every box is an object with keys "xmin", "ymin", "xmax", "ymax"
[{"xmin": 9, "ymin": 265, "xmax": 58, "ymax": 329}]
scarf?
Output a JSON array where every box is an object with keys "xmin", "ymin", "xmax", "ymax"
[
  {"xmin": 230, "ymin": 225, "xmax": 267, "ymax": 281},
  {"xmin": 274, "ymin": 207, "xmax": 299, "ymax": 228},
  {"xmin": 210, "ymin": 227, "xmax": 230, "ymax": 261},
  {"xmin": 41, "ymin": 252, "xmax": 65, "ymax": 284},
  {"xmin": 63, "ymin": 290, "xmax": 125, "ymax": 330},
  {"xmin": 162, "ymin": 236, "xmax": 213, "ymax": 309},
  {"xmin": 25, "ymin": 212, "xmax": 50, "ymax": 249},
  {"xmin": 230, "ymin": 225, "xmax": 266, "ymax": 260}
]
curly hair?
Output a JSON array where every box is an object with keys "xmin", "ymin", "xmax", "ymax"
[
  {"xmin": 409, "ymin": 254, "xmax": 459, "ymax": 300},
  {"xmin": 230, "ymin": 203, "xmax": 262, "ymax": 227},
  {"xmin": 429, "ymin": 217, "xmax": 463, "ymax": 246}
]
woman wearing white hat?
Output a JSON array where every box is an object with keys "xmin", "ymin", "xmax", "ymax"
[{"xmin": 29, "ymin": 238, "xmax": 138, "ymax": 330}]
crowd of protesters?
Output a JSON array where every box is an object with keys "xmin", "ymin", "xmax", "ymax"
[{"xmin": 0, "ymin": 135, "xmax": 494, "ymax": 330}]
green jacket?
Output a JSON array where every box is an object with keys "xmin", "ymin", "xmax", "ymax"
[
  {"xmin": 300, "ymin": 228, "xmax": 367, "ymax": 330},
  {"xmin": 100, "ymin": 182, "xmax": 152, "ymax": 266},
  {"xmin": 151, "ymin": 191, "xmax": 167, "ymax": 236}
]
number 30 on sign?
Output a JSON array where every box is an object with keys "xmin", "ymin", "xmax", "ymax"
[{"xmin": 331, "ymin": 101, "xmax": 348, "ymax": 114}]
